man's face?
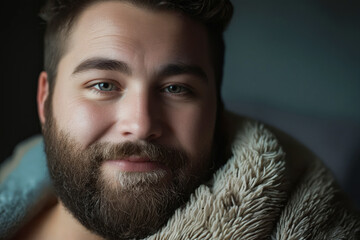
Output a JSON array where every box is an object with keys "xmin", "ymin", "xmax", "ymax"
[{"xmin": 40, "ymin": 1, "xmax": 217, "ymax": 239}]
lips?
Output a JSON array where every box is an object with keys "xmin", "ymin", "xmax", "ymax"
[{"xmin": 105, "ymin": 156, "xmax": 169, "ymax": 172}]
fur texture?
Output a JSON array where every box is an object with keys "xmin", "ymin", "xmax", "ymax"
[{"xmin": 145, "ymin": 120, "xmax": 360, "ymax": 240}]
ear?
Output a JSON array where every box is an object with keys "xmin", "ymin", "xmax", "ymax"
[{"xmin": 37, "ymin": 71, "xmax": 50, "ymax": 125}]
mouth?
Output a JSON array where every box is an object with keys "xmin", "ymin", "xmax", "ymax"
[{"xmin": 104, "ymin": 156, "xmax": 170, "ymax": 173}]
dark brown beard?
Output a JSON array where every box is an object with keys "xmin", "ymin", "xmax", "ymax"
[{"xmin": 42, "ymin": 110, "xmax": 210, "ymax": 240}]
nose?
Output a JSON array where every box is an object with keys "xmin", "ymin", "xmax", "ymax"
[{"xmin": 116, "ymin": 88, "xmax": 162, "ymax": 141}]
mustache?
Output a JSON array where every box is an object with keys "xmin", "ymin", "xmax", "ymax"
[{"xmin": 88, "ymin": 141, "xmax": 188, "ymax": 170}]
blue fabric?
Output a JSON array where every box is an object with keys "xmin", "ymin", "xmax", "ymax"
[{"xmin": 0, "ymin": 137, "xmax": 52, "ymax": 239}]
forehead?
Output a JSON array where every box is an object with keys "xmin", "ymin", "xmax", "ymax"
[
  {"xmin": 63, "ymin": 1, "xmax": 212, "ymax": 68},
  {"xmin": 75, "ymin": 1, "xmax": 196, "ymax": 33}
]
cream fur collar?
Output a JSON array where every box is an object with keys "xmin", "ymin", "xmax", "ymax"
[{"xmin": 145, "ymin": 119, "xmax": 360, "ymax": 240}]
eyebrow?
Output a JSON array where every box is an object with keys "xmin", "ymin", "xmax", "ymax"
[
  {"xmin": 72, "ymin": 57, "xmax": 208, "ymax": 82},
  {"xmin": 72, "ymin": 57, "xmax": 132, "ymax": 75},
  {"xmin": 158, "ymin": 63, "xmax": 208, "ymax": 83}
]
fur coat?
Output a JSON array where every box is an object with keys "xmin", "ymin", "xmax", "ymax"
[
  {"xmin": 1, "ymin": 113, "xmax": 359, "ymax": 239},
  {"xmin": 145, "ymin": 113, "xmax": 360, "ymax": 239}
]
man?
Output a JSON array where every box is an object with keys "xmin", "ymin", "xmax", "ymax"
[{"xmin": 0, "ymin": 0, "xmax": 359, "ymax": 239}]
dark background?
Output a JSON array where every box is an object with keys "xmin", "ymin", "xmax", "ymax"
[
  {"xmin": 1, "ymin": 0, "xmax": 359, "ymax": 206},
  {"xmin": 1, "ymin": 0, "xmax": 45, "ymax": 162}
]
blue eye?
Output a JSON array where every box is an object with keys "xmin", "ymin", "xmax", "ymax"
[
  {"xmin": 94, "ymin": 82, "xmax": 115, "ymax": 91},
  {"xmin": 164, "ymin": 85, "xmax": 187, "ymax": 94}
]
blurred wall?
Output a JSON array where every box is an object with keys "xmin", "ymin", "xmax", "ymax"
[{"xmin": 222, "ymin": 0, "xmax": 360, "ymax": 121}]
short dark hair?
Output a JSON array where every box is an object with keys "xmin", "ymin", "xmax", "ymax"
[{"xmin": 39, "ymin": 0, "xmax": 233, "ymax": 103}]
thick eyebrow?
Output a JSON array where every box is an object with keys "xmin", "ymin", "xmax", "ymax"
[
  {"xmin": 72, "ymin": 57, "xmax": 132, "ymax": 75},
  {"xmin": 158, "ymin": 63, "xmax": 208, "ymax": 83}
]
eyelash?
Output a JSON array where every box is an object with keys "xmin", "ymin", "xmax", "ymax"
[
  {"xmin": 94, "ymin": 82, "xmax": 117, "ymax": 91},
  {"xmin": 161, "ymin": 84, "xmax": 193, "ymax": 96},
  {"xmin": 88, "ymin": 81, "xmax": 120, "ymax": 95}
]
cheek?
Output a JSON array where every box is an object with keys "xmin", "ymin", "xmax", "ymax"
[
  {"xmin": 52, "ymin": 90, "xmax": 114, "ymax": 147},
  {"xmin": 171, "ymin": 103, "xmax": 216, "ymax": 159}
]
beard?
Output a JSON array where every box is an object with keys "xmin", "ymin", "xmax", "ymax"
[{"xmin": 42, "ymin": 106, "xmax": 213, "ymax": 240}]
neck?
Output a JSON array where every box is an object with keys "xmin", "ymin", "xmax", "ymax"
[
  {"xmin": 48, "ymin": 202, "xmax": 103, "ymax": 240},
  {"xmin": 14, "ymin": 201, "xmax": 103, "ymax": 240}
]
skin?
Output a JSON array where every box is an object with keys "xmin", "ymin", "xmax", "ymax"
[{"xmin": 28, "ymin": 1, "xmax": 217, "ymax": 239}]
